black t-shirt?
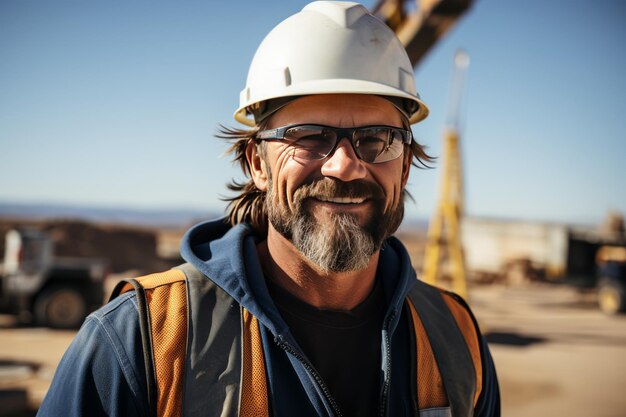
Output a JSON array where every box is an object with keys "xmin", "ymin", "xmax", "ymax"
[{"xmin": 266, "ymin": 278, "xmax": 386, "ymax": 417}]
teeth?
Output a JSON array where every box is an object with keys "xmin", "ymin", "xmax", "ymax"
[{"xmin": 319, "ymin": 197, "xmax": 366, "ymax": 204}]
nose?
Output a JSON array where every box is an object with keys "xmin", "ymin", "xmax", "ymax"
[{"xmin": 320, "ymin": 137, "xmax": 367, "ymax": 182}]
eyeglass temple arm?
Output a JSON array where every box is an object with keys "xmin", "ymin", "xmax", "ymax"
[{"xmin": 256, "ymin": 127, "xmax": 284, "ymax": 140}]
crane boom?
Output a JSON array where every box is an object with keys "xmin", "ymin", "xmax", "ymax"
[{"xmin": 372, "ymin": 0, "xmax": 473, "ymax": 67}]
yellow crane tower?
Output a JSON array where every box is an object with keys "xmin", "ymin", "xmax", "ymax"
[{"xmin": 422, "ymin": 50, "xmax": 470, "ymax": 299}]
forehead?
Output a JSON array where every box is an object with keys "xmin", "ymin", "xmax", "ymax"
[{"xmin": 267, "ymin": 94, "xmax": 405, "ymax": 129}]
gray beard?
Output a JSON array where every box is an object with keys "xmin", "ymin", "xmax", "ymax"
[
  {"xmin": 265, "ymin": 178, "xmax": 404, "ymax": 273},
  {"xmin": 290, "ymin": 210, "xmax": 376, "ymax": 273}
]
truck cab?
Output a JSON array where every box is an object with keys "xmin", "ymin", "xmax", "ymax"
[{"xmin": 0, "ymin": 228, "xmax": 106, "ymax": 328}]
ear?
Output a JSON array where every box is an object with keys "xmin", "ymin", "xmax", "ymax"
[
  {"xmin": 400, "ymin": 147, "xmax": 412, "ymax": 189},
  {"xmin": 246, "ymin": 141, "xmax": 269, "ymax": 191}
]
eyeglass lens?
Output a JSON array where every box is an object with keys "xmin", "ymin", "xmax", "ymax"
[{"xmin": 283, "ymin": 126, "xmax": 406, "ymax": 163}]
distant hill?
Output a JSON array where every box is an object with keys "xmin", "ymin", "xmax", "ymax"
[
  {"xmin": 0, "ymin": 201, "xmax": 220, "ymax": 228},
  {"xmin": 0, "ymin": 201, "xmax": 432, "ymax": 231}
]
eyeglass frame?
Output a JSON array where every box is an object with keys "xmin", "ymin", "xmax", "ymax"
[{"xmin": 254, "ymin": 124, "xmax": 413, "ymax": 164}]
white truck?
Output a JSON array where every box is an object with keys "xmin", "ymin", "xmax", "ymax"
[{"xmin": 0, "ymin": 228, "xmax": 107, "ymax": 328}]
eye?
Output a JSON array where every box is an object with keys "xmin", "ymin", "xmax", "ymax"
[
  {"xmin": 284, "ymin": 126, "xmax": 336, "ymax": 159},
  {"xmin": 358, "ymin": 138, "xmax": 387, "ymax": 159},
  {"xmin": 355, "ymin": 128, "xmax": 390, "ymax": 159}
]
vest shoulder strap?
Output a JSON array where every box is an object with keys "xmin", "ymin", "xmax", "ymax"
[
  {"xmin": 110, "ymin": 269, "xmax": 188, "ymax": 417},
  {"xmin": 406, "ymin": 281, "xmax": 479, "ymax": 417}
]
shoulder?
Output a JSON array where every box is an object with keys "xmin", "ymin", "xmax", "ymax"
[
  {"xmin": 92, "ymin": 288, "xmax": 140, "ymax": 321},
  {"xmin": 437, "ymin": 290, "xmax": 483, "ymax": 378},
  {"xmin": 38, "ymin": 292, "xmax": 149, "ymax": 416},
  {"xmin": 82, "ymin": 291, "xmax": 146, "ymax": 385},
  {"xmin": 434, "ymin": 287, "xmax": 501, "ymax": 416},
  {"xmin": 438, "ymin": 289, "xmax": 482, "ymax": 343},
  {"xmin": 406, "ymin": 281, "xmax": 483, "ymax": 367},
  {"xmin": 407, "ymin": 281, "xmax": 496, "ymax": 409},
  {"xmin": 408, "ymin": 281, "xmax": 481, "ymax": 339},
  {"xmin": 86, "ymin": 289, "xmax": 144, "ymax": 351}
]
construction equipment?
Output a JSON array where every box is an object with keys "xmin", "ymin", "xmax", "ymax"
[
  {"xmin": 0, "ymin": 228, "xmax": 107, "ymax": 328},
  {"xmin": 597, "ymin": 246, "xmax": 626, "ymax": 315},
  {"xmin": 372, "ymin": 0, "xmax": 473, "ymax": 66},
  {"xmin": 422, "ymin": 50, "xmax": 470, "ymax": 298}
]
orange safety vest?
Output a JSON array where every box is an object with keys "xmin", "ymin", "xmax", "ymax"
[{"xmin": 111, "ymin": 263, "xmax": 482, "ymax": 417}]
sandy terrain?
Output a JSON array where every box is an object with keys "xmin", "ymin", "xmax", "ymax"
[{"xmin": 472, "ymin": 284, "xmax": 626, "ymax": 417}]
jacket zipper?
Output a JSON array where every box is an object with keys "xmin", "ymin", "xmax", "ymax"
[
  {"xmin": 378, "ymin": 310, "xmax": 397, "ymax": 417},
  {"xmin": 275, "ymin": 338, "xmax": 343, "ymax": 417}
]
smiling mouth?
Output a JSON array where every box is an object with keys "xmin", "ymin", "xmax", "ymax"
[{"xmin": 315, "ymin": 196, "xmax": 367, "ymax": 204}]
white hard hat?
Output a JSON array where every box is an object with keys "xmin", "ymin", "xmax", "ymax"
[{"xmin": 234, "ymin": 1, "xmax": 429, "ymax": 126}]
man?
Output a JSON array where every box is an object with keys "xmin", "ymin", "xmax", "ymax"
[{"xmin": 38, "ymin": 2, "xmax": 499, "ymax": 416}]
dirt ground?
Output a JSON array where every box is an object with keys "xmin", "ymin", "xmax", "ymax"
[
  {"xmin": 1, "ymin": 282, "xmax": 625, "ymax": 416},
  {"xmin": 471, "ymin": 283, "xmax": 626, "ymax": 417}
]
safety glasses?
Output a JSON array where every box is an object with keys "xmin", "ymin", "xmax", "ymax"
[{"xmin": 255, "ymin": 124, "xmax": 412, "ymax": 164}]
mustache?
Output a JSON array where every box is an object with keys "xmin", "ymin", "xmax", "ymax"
[{"xmin": 293, "ymin": 178, "xmax": 385, "ymax": 202}]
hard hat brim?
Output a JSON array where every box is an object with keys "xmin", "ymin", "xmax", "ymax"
[{"xmin": 234, "ymin": 79, "xmax": 429, "ymax": 127}]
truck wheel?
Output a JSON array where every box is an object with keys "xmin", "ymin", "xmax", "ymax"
[
  {"xmin": 598, "ymin": 281, "xmax": 625, "ymax": 315},
  {"xmin": 34, "ymin": 286, "xmax": 87, "ymax": 328}
]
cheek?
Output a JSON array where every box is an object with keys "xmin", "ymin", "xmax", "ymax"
[
  {"xmin": 372, "ymin": 163, "xmax": 406, "ymax": 212},
  {"xmin": 268, "ymin": 146, "xmax": 310, "ymax": 209}
]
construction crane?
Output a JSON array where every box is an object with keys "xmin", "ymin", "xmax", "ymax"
[
  {"xmin": 422, "ymin": 50, "xmax": 470, "ymax": 298},
  {"xmin": 372, "ymin": 0, "xmax": 473, "ymax": 66}
]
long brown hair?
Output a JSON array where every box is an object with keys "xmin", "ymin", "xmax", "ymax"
[{"xmin": 217, "ymin": 121, "xmax": 435, "ymax": 236}]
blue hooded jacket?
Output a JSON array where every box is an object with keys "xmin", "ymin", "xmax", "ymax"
[{"xmin": 37, "ymin": 219, "xmax": 499, "ymax": 417}]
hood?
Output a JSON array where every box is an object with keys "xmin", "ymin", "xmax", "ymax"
[{"xmin": 180, "ymin": 217, "xmax": 418, "ymax": 337}]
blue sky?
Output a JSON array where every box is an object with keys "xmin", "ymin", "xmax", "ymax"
[{"xmin": 1, "ymin": 0, "xmax": 625, "ymax": 225}]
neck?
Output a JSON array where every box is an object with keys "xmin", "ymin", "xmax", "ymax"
[{"xmin": 257, "ymin": 224, "xmax": 379, "ymax": 310}]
